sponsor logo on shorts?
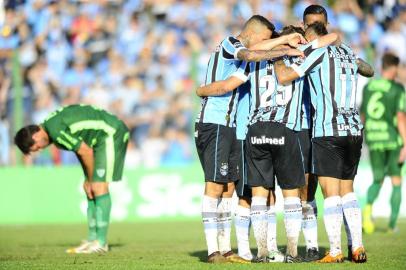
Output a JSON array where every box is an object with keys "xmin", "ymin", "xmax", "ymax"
[
  {"xmin": 251, "ymin": 136, "xmax": 285, "ymax": 145},
  {"xmin": 96, "ymin": 169, "xmax": 106, "ymax": 178},
  {"xmin": 220, "ymin": 163, "xmax": 228, "ymax": 176}
]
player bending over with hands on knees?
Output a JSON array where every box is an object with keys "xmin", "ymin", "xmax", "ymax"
[{"xmin": 14, "ymin": 104, "xmax": 129, "ymax": 254}]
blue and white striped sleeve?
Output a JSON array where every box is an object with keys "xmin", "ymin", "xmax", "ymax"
[
  {"xmin": 299, "ymin": 39, "xmax": 320, "ymax": 57},
  {"xmin": 291, "ymin": 47, "xmax": 326, "ymax": 77},
  {"xmin": 231, "ymin": 61, "xmax": 251, "ymax": 82},
  {"xmin": 222, "ymin": 36, "xmax": 247, "ymax": 60}
]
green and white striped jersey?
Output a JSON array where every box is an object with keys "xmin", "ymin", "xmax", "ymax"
[{"xmin": 42, "ymin": 104, "xmax": 125, "ymax": 151}]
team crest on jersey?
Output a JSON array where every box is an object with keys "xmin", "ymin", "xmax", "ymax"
[
  {"xmin": 220, "ymin": 163, "xmax": 229, "ymax": 176},
  {"xmin": 96, "ymin": 169, "xmax": 105, "ymax": 178},
  {"xmin": 194, "ymin": 131, "xmax": 198, "ymax": 138}
]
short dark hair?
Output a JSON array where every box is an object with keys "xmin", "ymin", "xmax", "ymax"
[
  {"xmin": 303, "ymin": 4, "xmax": 328, "ymax": 23},
  {"xmin": 244, "ymin": 15, "xmax": 275, "ymax": 32},
  {"xmin": 305, "ymin": 22, "xmax": 328, "ymax": 36},
  {"xmin": 14, "ymin": 125, "xmax": 40, "ymax": 154},
  {"xmin": 382, "ymin": 53, "xmax": 400, "ymax": 70},
  {"xmin": 280, "ymin": 25, "xmax": 305, "ymax": 37}
]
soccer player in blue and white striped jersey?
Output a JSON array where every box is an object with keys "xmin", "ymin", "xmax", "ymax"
[
  {"xmin": 275, "ymin": 21, "xmax": 374, "ymax": 264},
  {"xmin": 196, "ymin": 15, "xmax": 306, "ymax": 264},
  {"xmin": 197, "ymin": 28, "xmax": 337, "ymax": 262},
  {"xmin": 297, "ymin": 5, "xmax": 374, "ymax": 262}
]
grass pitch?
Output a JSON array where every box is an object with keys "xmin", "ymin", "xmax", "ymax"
[{"xmin": 1, "ymin": 218, "xmax": 405, "ymax": 270}]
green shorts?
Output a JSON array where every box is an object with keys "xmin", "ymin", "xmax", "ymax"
[
  {"xmin": 93, "ymin": 124, "xmax": 129, "ymax": 182},
  {"xmin": 369, "ymin": 148, "xmax": 402, "ymax": 181}
]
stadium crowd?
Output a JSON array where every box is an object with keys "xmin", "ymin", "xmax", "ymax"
[{"xmin": 0, "ymin": 0, "xmax": 405, "ymax": 167}]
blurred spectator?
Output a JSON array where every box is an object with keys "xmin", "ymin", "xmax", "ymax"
[
  {"xmin": 0, "ymin": 0, "xmax": 405, "ymax": 168},
  {"xmin": 376, "ymin": 18, "xmax": 406, "ymax": 64}
]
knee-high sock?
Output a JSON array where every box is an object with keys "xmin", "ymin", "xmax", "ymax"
[
  {"xmin": 284, "ymin": 197, "xmax": 302, "ymax": 257},
  {"xmin": 267, "ymin": 205, "xmax": 277, "ymax": 252},
  {"xmin": 301, "ymin": 199, "xmax": 318, "ymax": 250},
  {"xmin": 217, "ymin": 197, "xmax": 232, "ymax": 254},
  {"xmin": 343, "ymin": 214, "xmax": 352, "ymax": 247},
  {"xmin": 87, "ymin": 198, "xmax": 97, "ymax": 241},
  {"xmin": 323, "ymin": 196, "xmax": 343, "ymax": 257},
  {"xmin": 367, "ymin": 181, "xmax": 382, "ymax": 204},
  {"xmin": 95, "ymin": 193, "xmax": 112, "ymax": 246},
  {"xmin": 342, "ymin": 193, "xmax": 363, "ymax": 251},
  {"xmin": 251, "ymin": 196, "xmax": 268, "ymax": 258},
  {"xmin": 202, "ymin": 195, "xmax": 219, "ymax": 255},
  {"xmin": 235, "ymin": 205, "xmax": 252, "ymax": 260},
  {"xmin": 390, "ymin": 185, "xmax": 402, "ymax": 229}
]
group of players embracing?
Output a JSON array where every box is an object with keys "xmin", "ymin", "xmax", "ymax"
[{"xmin": 195, "ymin": 4, "xmax": 374, "ymax": 264}]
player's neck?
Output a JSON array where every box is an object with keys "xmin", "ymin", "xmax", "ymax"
[
  {"xmin": 381, "ymin": 71, "xmax": 395, "ymax": 81},
  {"xmin": 236, "ymin": 33, "xmax": 250, "ymax": 48},
  {"xmin": 39, "ymin": 127, "xmax": 50, "ymax": 145}
]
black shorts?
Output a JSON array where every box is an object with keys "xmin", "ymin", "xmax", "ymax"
[
  {"xmin": 235, "ymin": 140, "xmax": 252, "ymax": 198},
  {"xmin": 311, "ymin": 136, "xmax": 363, "ymax": 180},
  {"xmin": 298, "ymin": 129, "xmax": 312, "ymax": 174},
  {"xmin": 195, "ymin": 123, "xmax": 240, "ymax": 183},
  {"xmin": 245, "ymin": 121, "xmax": 305, "ymax": 190}
]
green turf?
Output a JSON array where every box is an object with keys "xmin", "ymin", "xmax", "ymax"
[{"xmin": 1, "ymin": 218, "xmax": 405, "ymax": 269}]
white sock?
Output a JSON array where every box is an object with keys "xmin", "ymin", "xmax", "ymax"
[
  {"xmin": 323, "ymin": 196, "xmax": 343, "ymax": 257},
  {"xmin": 235, "ymin": 205, "xmax": 253, "ymax": 260},
  {"xmin": 202, "ymin": 195, "xmax": 219, "ymax": 255},
  {"xmin": 302, "ymin": 199, "xmax": 318, "ymax": 250},
  {"xmin": 267, "ymin": 205, "xmax": 278, "ymax": 252},
  {"xmin": 217, "ymin": 197, "xmax": 232, "ymax": 254},
  {"xmin": 343, "ymin": 214, "xmax": 352, "ymax": 249},
  {"xmin": 251, "ymin": 196, "xmax": 268, "ymax": 258},
  {"xmin": 284, "ymin": 197, "xmax": 302, "ymax": 257},
  {"xmin": 342, "ymin": 192, "xmax": 363, "ymax": 251}
]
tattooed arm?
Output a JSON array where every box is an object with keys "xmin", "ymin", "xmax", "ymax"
[
  {"xmin": 274, "ymin": 59, "xmax": 301, "ymax": 85},
  {"xmin": 250, "ymin": 33, "xmax": 307, "ymax": 50},
  {"xmin": 356, "ymin": 58, "xmax": 374, "ymax": 77},
  {"xmin": 236, "ymin": 48, "xmax": 304, "ymax": 62}
]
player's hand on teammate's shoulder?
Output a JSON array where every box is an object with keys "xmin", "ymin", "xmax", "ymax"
[
  {"xmin": 286, "ymin": 48, "xmax": 305, "ymax": 58},
  {"xmin": 286, "ymin": 33, "xmax": 308, "ymax": 48}
]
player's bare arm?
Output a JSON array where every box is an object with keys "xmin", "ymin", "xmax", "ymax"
[
  {"xmin": 76, "ymin": 142, "xmax": 95, "ymax": 198},
  {"xmin": 196, "ymin": 77, "xmax": 245, "ymax": 97},
  {"xmin": 274, "ymin": 60, "xmax": 300, "ymax": 85},
  {"xmin": 250, "ymin": 33, "xmax": 307, "ymax": 50},
  {"xmin": 397, "ymin": 111, "xmax": 406, "ymax": 162},
  {"xmin": 315, "ymin": 32, "xmax": 339, "ymax": 48},
  {"xmin": 356, "ymin": 58, "xmax": 374, "ymax": 77},
  {"xmin": 236, "ymin": 48, "xmax": 304, "ymax": 62}
]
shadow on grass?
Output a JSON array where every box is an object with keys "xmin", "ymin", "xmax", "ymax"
[
  {"xmin": 189, "ymin": 250, "xmax": 207, "ymax": 262},
  {"xmin": 189, "ymin": 246, "xmax": 328, "ymax": 262},
  {"xmin": 39, "ymin": 242, "xmax": 125, "ymax": 250}
]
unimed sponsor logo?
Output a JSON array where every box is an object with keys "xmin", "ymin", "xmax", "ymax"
[
  {"xmin": 251, "ymin": 136, "xmax": 285, "ymax": 145},
  {"xmin": 337, "ymin": 124, "xmax": 351, "ymax": 131}
]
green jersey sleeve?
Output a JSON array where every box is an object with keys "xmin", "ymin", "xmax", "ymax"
[
  {"xmin": 43, "ymin": 111, "xmax": 82, "ymax": 152},
  {"xmin": 54, "ymin": 128, "xmax": 82, "ymax": 152}
]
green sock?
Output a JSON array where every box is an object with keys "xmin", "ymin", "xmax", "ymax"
[
  {"xmin": 87, "ymin": 198, "xmax": 97, "ymax": 241},
  {"xmin": 367, "ymin": 181, "xmax": 382, "ymax": 204},
  {"xmin": 95, "ymin": 193, "xmax": 112, "ymax": 246},
  {"xmin": 389, "ymin": 185, "xmax": 402, "ymax": 229}
]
